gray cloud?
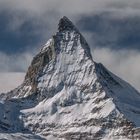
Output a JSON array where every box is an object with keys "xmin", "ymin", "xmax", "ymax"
[
  {"xmin": 1, "ymin": 0, "xmax": 140, "ymax": 15},
  {"xmin": 1, "ymin": 0, "xmax": 140, "ymax": 32},
  {"xmin": 0, "ymin": 51, "xmax": 34, "ymax": 72},
  {"xmin": 78, "ymin": 13, "xmax": 140, "ymax": 50},
  {"xmin": 0, "ymin": 72, "xmax": 25, "ymax": 93}
]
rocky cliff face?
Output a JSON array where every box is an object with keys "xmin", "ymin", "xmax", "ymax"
[
  {"xmin": 25, "ymin": 38, "xmax": 55, "ymax": 93},
  {"xmin": 0, "ymin": 16, "xmax": 140, "ymax": 140}
]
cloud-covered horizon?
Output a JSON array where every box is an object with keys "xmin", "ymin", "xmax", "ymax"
[
  {"xmin": 0, "ymin": 48, "xmax": 140, "ymax": 93},
  {"xmin": 0, "ymin": 72, "xmax": 25, "ymax": 93},
  {"xmin": 0, "ymin": 51, "xmax": 34, "ymax": 72},
  {"xmin": 0, "ymin": 0, "xmax": 140, "ymax": 92}
]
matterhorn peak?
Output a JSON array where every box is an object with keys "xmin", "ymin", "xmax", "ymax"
[
  {"xmin": 0, "ymin": 17, "xmax": 140, "ymax": 140},
  {"xmin": 57, "ymin": 16, "xmax": 92, "ymax": 59},
  {"xmin": 20, "ymin": 16, "xmax": 93, "ymax": 97}
]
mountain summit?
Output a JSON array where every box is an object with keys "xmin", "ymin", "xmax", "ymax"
[
  {"xmin": 58, "ymin": 16, "xmax": 77, "ymax": 31},
  {"xmin": 0, "ymin": 17, "xmax": 140, "ymax": 140}
]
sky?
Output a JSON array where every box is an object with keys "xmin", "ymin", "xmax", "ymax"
[{"xmin": 0, "ymin": 0, "xmax": 140, "ymax": 92}]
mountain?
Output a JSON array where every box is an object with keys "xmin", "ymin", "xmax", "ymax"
[{"xmin": 0, "ymin": 16, "xmax": 140, "ymax": 140}]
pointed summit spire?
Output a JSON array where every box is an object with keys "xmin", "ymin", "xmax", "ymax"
[
  {"xmin": 58, "ymin": 16, "xmax": 77, "ymax": 32},
  {"xmin": 57, "ymin": 16, "xmax": 92, "ymax": 59}
]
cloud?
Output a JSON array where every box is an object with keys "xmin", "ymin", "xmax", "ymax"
[
  {"xmin": 78, "ymin": 13, "xmax": 140, "ymax": 50},
  {"xmin": 1, "ymin": 0, "xmax": 140, "ymax": 33},
  {"xmin": 0, "ymin": 72, "xmax": 25, "ymax": 93},
  {"xmin": 92, "ymin": 48, "xmax": 140, "ymax": 91},
  {"xmin": 0, "ymin": 51, "xmax": 34, "ymax": 72},
  {"xmin": 0, "ymin": 9, "xmax": 59, "ymax": 53},
  {"xmin": 1, "ymin": 0, "xmax": 140, "ymax": 15}
]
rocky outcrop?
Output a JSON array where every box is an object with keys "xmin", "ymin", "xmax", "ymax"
[{"xmin": 25, "ymin": 38, "xmax": 55, "ymax": 93}]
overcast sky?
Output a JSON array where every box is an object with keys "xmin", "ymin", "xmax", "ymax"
[{"xmin": 0, "ymin": 0, "xmax": 140, "ymax": 92}]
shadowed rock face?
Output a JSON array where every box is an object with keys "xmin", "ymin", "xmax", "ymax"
[{"xmin": 25, "ymin": 40, "xmax": 55, "ymax": 93}]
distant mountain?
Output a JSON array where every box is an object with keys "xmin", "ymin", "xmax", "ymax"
[{"xmin": 0, "ymin": 16, "xmax": 140, "ymax": 140}]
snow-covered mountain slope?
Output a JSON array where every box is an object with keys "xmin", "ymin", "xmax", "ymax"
[{"xmin": 0, "ymin": 16, "xmax": 140, "ymax": 140}]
